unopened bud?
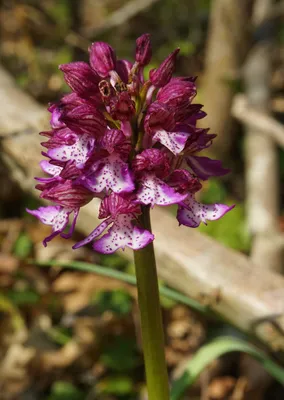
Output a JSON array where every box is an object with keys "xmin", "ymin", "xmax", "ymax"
[
  {"xmin": 150, "ymin": 48, "xmax": 179, "ymax": 88},
  {"xmin": 89, "ymin": 42, "xmax": 116, "ymax": 77}
]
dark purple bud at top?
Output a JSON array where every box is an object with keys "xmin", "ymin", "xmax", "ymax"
[
  {"xmin": 144, "ymin": 101, "xmax": 175, "ymax": 134},
  {"xmin": 110, "ymin": 92, "xmax": 135, "ymax": 121},
  {"xmin": 135, "ymin": 34, "xmax": 152, "ymax": 66},
  {"xmin": 40, "ymin": 180, "xmax": 93, "ymax": 208},
  {"xmin": 99, "ymin": 193, "xmax": 140, "ymax": 219},
  {"xmin": 149, "ymin": 48, "xmax": 180, "ymax": 88},
  {"xmin": 89, "ymin": 42, "xmax": 117, "ymax": 78},
  {"xmin": 101, "ymin": 129, "xmax": 131, "ymax": 159},
  {"xmin": 132, "ymin": 149, "xmax": 170, "ymax": 179},
  {"xmin": 116, "ymin": 59, "xmax": 132, "ymax": 83},
  {"xmin": 167, "ymin": 169, "xmax": 202, "ymax": 194},
  {"xmin": 61, "ymin": 105, "xmax": 107, "ymax": 137},
  {"xmin": 59, "ymin": 62, "xmax": 100, "ymax": 98}
]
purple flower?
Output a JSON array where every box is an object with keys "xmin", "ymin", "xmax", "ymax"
[
  {"xmin": 133, "ymin": 149, "xmax": 185, "ymax": 207},
  {"xmin": 144, "ymin": 102, "xmax": 191, "ymax": 155},
  {"xmin": 47, "ymin": 133, "xmax": 95, "ymax": 168},
  {"xmin": 27, "ymin": 206, "xmax": 79, "ymax": 247},
  {"xmin": 73, "ymin": 193, "xmax": 154, "ymax": 253},
  {"xmin": 177, "ymin": 195, "xmax": 234, "ymax": 228},
  {"xmin": 79, "ymin": 129, "xmax": 134, "ymax": 194},
  {"xmin": 28, "ymin": 34, "xmax": 233, "ymax": 253}
]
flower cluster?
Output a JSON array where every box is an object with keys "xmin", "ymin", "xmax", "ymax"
[{"xmin": 27, "ymin": 34, "xmax": 233, "ymax": 254}]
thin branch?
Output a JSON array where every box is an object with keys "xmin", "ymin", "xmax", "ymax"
[
  {"xmin": 83, "ymin": 0, "xmax": 160, "ymax": 38},
  {"xmin": 232, "ymin": 94, "xmax": 284, "ymax": 149},
  {"xmin": 254, "ymin": 1, "xmax": 284, "ymax": 27}
]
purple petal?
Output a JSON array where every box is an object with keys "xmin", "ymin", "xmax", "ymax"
[
  {"xmin": 93, "ymin": 215, "xmax": 154, "ymax": 254},
  {"xmin": 177, "ymin": 195, "xmax": 234, "ymax": 228},
  {"xmin": 27, "ymin": 206, "xmax": 72, "ymax": 246},
  {"xmin": 153, "ymin": 129, "xmax": 189, "ymax": 155},
  {"xmin": 99, "ymin": 193, "xmax": 140, "ymax": 219},
  {"xmin": 59, "ymin": 62, "xmax": 100, "ymax": 97},
  {"xmin": 73, "ymin": 218, "xmax": 112, "ymax": 249},
  {"xmin": 82, "ymin": 154, "xmax": 135, "ymax": 194},
  {"xmin": 40, "ymin": 160, "xmax": 62, "ymax": 176},
  {"xmin": 116, "ymin": 59, "xmax": 132, "ymax": 83},
  {"xmin": 60, "ymin": 208, "xmax": 79, "ymax": 239},
  {"xmin": 47, "ymin": 134, "xmax": 95, "ymax": 168},
  {"xmin": 136, "ymin": 175, "xmax": 188, "ymax": 207},
  {"xmin": 49, "ymin": 105, "xmax": 65, "ymax": 129},
  {"xmin": 61, "ymin": 105, "xmax": 107, "ymax": 137},
  {"xmin": 187, "ymin": 155, "xmax": 230, "ymax": 180},
  {"xmin": 27, "ymin": 206, "xmax": 61, "ymax": 225}
]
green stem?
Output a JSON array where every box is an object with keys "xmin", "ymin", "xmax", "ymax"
[{"xmin": 134, "ymin": 206, "xmax": 170, "ymax": 400}]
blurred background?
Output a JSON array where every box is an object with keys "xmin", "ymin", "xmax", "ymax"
[{"xmin": 0, "ymin": 0, "xmax": 284, "ymax": 399}]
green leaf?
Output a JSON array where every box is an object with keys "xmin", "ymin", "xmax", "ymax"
[
  {"xmin": 13, "ymin": 233, "xmax": 33, "ymax": 259},
  {"xmin": 170, "ymin": 336, "xmax": 284, "ymax": 400},
  {"xmin": 0, "ymin": 294, "xmax": 24, "ymax": 330},
  {"xmin": 54, "ymin": 47, "xmax": 73, "ymax": 66},
  {"xmin": 200, "ymin": 179, "xmax": 227, "ymax": 204},
  {"xmin": 8, "ymin": 289, "xmax": 40, "ymax": 306},
  {"xmin": 100, "ymin": 337, "xmax": 139, "ymax": 372},
  {"xmin": 34, "ymin": 260, "xmax": 209, "ymax": 315},
  {"xmin": 100, "ymin": 253, "xmax": 129, "ymax": 269},
  {"xmin": 47, "ymin": 381, "xmax": 85, "ymax": 400},
  {"xmin": 47, "ymin": 327, "xmax": 72, "ymax": 346},
  {"xmin": 92, "ymin": 289, "xmax": 132, "ymax": 316},
  {"xmin": 44, "ymin": 0, "xmax": 72, "ymax": 31},
  {"xmin": 97, "ymin": 375, "xmax": 134, "ymax": 396}
]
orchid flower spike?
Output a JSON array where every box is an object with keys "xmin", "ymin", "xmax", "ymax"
[{"xmin": 28, "ymin": 34, "xmax": 234, "ymax": 254}]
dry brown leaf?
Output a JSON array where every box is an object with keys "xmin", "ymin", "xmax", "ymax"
[
  {"xmin": 39, "ymin": 340, "xmax": 82, "ymax": 370},
  {"xmin": 0, "ymin": 254, "xmax": 19, "ymax": 274},
  {"xmin": 0, "ymin": 343, "xmax": 35, "ymax": 381},
  {"xmin": 53, "ymin": 272, "xmax": 136, "ymax": 312}
]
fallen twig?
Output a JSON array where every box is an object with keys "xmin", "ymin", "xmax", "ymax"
[
  {"xmin": 1, "ymin": 65, "xmax": 284, "ymax": 351},
  {"xmin": 82, "ymin": 0, "xmax": 160, "ymax": 38}
]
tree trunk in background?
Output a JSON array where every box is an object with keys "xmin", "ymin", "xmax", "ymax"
[
  {"xmin": 200, "ymin": 0, "xmax": 251, "ymax": 160},
  {"xmin": 243, "ymin": 0, "xmax": 282, "ymax": 273}
]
